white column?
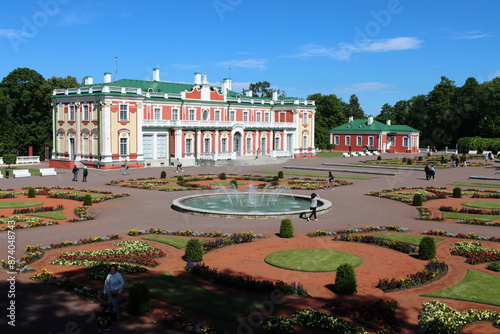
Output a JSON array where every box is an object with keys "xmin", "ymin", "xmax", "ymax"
[
  {"xmin": 214, "ymin": 130, "xmax": 219, "ymax": 157},
  {"xmin": 196, "ymin": 129, "xmax": 202, "ymax": 159},
  {"xmin": 175, "ymin": 129, "xmax": 183, "ymax": 158},
  {"xmin": 101, "ymin": 102, "xmax": 112, "ymax": 162},
  {"xmin": 136, "ymin": 103, "xmax": 144, "ymax": 161}
]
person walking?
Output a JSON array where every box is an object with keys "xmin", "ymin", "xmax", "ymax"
[
  {"xmin": 429, "ymin": 165, "xmax": 436, "ymax": 181},
  {"xmin": 103, "ymin": 264, "xmax": 124, "ymax": 320},
  {"xmin": 72, "ymin": 166, "xmax": 79, "ymax": 181},
  {"xmin": 176, "ymin": 158, "xmax": 183, "ymax": 172},
  {"xmin": 82, "ymin": 167, "xmax": 88, "ymax": 182},
  {"xmin": 122, "ymin": 160, "xmax": 129, "ymax": 175},
  {"xmin": 307, "ymin": 193, "xmax": 320, "ymax": 221},
  {"xmin": 460, "ymin": 154, "xmax": 467, "ymax": 167},
  {"xmin": 328, "ymin": 171, "xmax": 335, "ymax": 189},
  {"xmin": 424, "ymin": 164, "xmax": 430, "ymax": 180}
]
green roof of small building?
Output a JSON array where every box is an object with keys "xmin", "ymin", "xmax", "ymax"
[{"xmin": 330, "ymin": 119, "xmax": 419, "ymax": 132}]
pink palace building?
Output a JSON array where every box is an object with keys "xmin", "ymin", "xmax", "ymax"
[{"xmin": 50, "ymin": 69, "xmax": 317, "ymax": 169}]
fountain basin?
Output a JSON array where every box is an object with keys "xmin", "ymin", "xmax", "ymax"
[{"xmin": 171, "ymin": 193, "xmax": 332, "ymax": 219}]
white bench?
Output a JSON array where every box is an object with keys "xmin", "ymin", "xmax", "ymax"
[
  {"xmin": 0, "ymin": 172, "xmax": 3, "ymax": 178},
  {"xmin": 40, "ymin": 168, "xmax": 57, "ymax": 176},
  {"xmin": 351, "ymin": 152, "xmax": 358, "ymax": 156},
  {"xmin": 342, "ymin": 153, "xmax": 350, "ymax": 157},
  {"xmin": 468, "ymin": 150, "xmax": 477, "ymax": 155},
  {"xmin": 13, "ymin": 169, "xmax": 31, "ymax": 178},
  {"xmin": 359, "ymin": 152, "xmax": 366, "ymax": 156},
  {"xmin": 373, "ymin": 151, "xmax": 380, "ymax": 155}
]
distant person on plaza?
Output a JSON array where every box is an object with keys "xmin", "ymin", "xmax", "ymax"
[
  {"xmin": 429, "ymin": 165, "xmax": 436, "ymax": 181},
  {"xmin": 307, "ymin": 193, "xmax": 320, "ymax": 221},
  {"xmin": 122, "ymin": 160, "xmax": 129, "ymax": 175},
  {"xmin": 72, "ymin": 166, "xmax": 79, "ymax": 181},
  {"xmin": 450, "ymin": 154, "xmax": 457, "ymax": 167},
  {"xmin": 82, "ymin": 167, "xmax": 88, "ymax": 182},
  {"xmin": 488, "ymin": 152, "xmax": 494, "ymax": 163},
  {"xmin": 176, "ymin": 158, "xmax": 183, "ymax": 172},
  {"xmin": 103, "ymin": 264, "xmax": 124, "ymax": 320},
  {"xmin": 328, "ymin": 171, "xmax": 335, "ymax": 189},
  {"xmin": 484, "ymin": 152, "xmax": 489, "ymax": 164},
  {"xmin": 460, "ymin": 154, "xmax": 467, "ymax": 167},
  {"xmin": 424, "ymin": 164, "xmax": 430, "ymax": 180}
]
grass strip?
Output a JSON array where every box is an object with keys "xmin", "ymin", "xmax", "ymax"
[
  {"xmin": 449, "ymin": 182, "xmax": 500, "ymax": 189},
  {"xmin": 143, "ymin": 236, "xmax": 209, "ymax": 249},
  {"xmin": 144, "ymin": 272, "xmax": 268, "ymax": 321},
  {"xmin": 0, "ymin": 201, "xmax": 43, "ymax": 209},
  {"xmin": 255, "ymin": 170, "xmax": 374, "ymax": 179},
  {"xmin": 26, "ymin": 211, "xmax": 66, "ymax": 220},
  {"xmin": 374, "ymin": 233, "xmax": 443, "ymax": 246},
  {"xmin": 265, "ymin": 249, "xmax": 362, "ymax": 272},
  {"xmin": 442, "ymin": 212, "xmax": 499, "ymax": 222},
  {"xmin": 421, "ymin": 270, "xmax": 500, "ymax": 306},
  {"xmin": 461, "ymin": 201, "xmax": 500, "ymax": 209}
]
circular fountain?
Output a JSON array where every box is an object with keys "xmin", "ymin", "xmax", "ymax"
[{"xmin": 171, "ymin": 185, "xmax": 332, "ymax": 219}]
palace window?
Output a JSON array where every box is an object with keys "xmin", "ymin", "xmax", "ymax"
[
  {"xmin": 215, "ymin": 110, "xmax": 220, "ymax": 121},
  {"xmin": 334, "ymin": 136, "xmax": 340, "ymax": 145},
  {"xmin": 243, "ymin": 111, "xmax": 248, "ymax": 122},
  {"xmin": 264, "ymin": 112, "xmax": 269, "ymax": 122},
  {"xmin": 345, "ymin": 136, "xmax": 351, "ymax": 146},
  {"xmin": 69, "ymin": 105, "xmax": 75, "ymax": 121},
  {"xmin": 189, "ymin": 109, "xmax": 195, "ymax": 120},
  {"xmin": 221, "ymin": 138, "xmax": 227, "ymax": 152},
  {"xmin": 230, "ymin": 110, "xmax": 235, "ymax": 121},
  {"xmin": 143, "ymin": 136, "xmax": 153, "ymax": 159},
  {"xmin": 204, "ymin": 138, "xmax": 210, "ymax": 153},
  {"xmin": 303, "ymin": 112, "xmax": 308, "ymax": 125},
  {"xmin": 202, "ymin": 109, "xmax": 209, "ymax": 121},
  {"xmin": 154, "ymin": 108, "xmax": 161, "ymax": 120},
  {"xmin": 186, "ymin": 138, "xmax": 192, "ymax": 154},
  {"xmin": 356, "ymin": 136, "xmax": 362, "ymax": 146},
  {"xmin": 83, "ymin": 105, "xmax": 89, "ymax": 121},
  {"xmin": 157, "ymin": 135, "xmax": 167, "ymax": 158},
  {"xmin": 119, "ymin": 105, "xmax": 128, "ymax": 121},
  {"xmin": 368, "ymin": 136, "xmax": 374, "ymax": 147},
  {"xmin": 120, "ymin": 138, "xmax": 128, "ymax": 155},
  {"xmin": 172, "ymin": 108, "xmax": 179, "ymax": 121},
  {"xmin": 256, "ymin": 112, "xmax": 261, "ymax": 122}
]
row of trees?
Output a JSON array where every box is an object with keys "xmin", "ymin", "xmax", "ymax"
[{"xmin": 0, "ymin": 68, "xmax": 79, "ymax": 157}]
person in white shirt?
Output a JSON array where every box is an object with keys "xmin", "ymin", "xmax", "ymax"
[
  {"xmin": 307, "ymin": 193, "xmax": 320, "ymax": 221},
  {"xmin": 103, "ymin": 264, "xmax": 124, "ymax": 319}
]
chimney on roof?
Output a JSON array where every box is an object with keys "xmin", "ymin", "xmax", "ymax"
[
  {"xmin": 194, "ymin": 72, "xmax": 202, "ymax": 85},
  {"xmin": 245, "ymin": 89, "xmax": 253, "ymax": 97},
  {"xmin": 272, "ymin": 91, "xmax": 278, "ymax": 101},
  {"xmin": 202, "ymin": 73, "xmax": 208, "ymax": 85},
  {"xmin": 226, "ymin": 77, "xmax": 232, "ymax": 90},
  {"xmin": 103, "ymin": 73, "xmax": 111, "ymax": 83},
  {"xmin": 84, "ymin": 76, "xmax": 94, "ymax": 85},
  {"xmin": 367, "ymin": 116, "xmax": 373, "ymax": 125},
  {"xmin": 386, "ymin": 119, "xmax": 391, "ymax": 125},
  {"xmin": 153, "ymin": 68, "xmax": 160, "ymax": 82},
  {"xmin": 348, "ymin": 116, "xmax": 354, "ymax": 122}
]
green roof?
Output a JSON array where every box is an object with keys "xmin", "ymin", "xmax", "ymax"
[{"xmin": 330, "ymin": 119, "xmax": 419, "ymax": 132}]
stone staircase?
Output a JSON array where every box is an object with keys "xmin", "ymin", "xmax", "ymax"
[
  {"xmin": 200, "ymin": 155, "xmax": 290, "ymax": 167},
  {"xmin": 74, "ymin": 161, "xmax": 86, "ymax": 169}
]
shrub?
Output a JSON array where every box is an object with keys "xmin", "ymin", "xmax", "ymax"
[
  {"xmin": 377, "ymin": 155, "xmax": 382, "ymax": 160},
  {"xmin": 278, "ymin": 171, "xmax": 284, "ymax": 179},
  {"xmin": 220, "ymin": 172, "xmax": 227, "ymax": 180},
  {"xmin": 272, "ymin": 176, "xmax": 280, "ymax": 182},
  {"xmin": 184, "ymin": 238, "xmax": 204, "ymax": 261},
  {"xmin": 160, "ymin": 170, "xmax": 166, "ymax": 179},
  {"xmin": 3, "ymin": 154, "xmax": 17, "ymax": 168},
  {"xmin": 440, "ymin": 156, "xmax": 447, "ymax": 164},
  {"xmin": 27, "ymin": 187, "xmax": 36, "ymax": 198},
  {"xmin": 452, "ymin": 187, "xmax": 462, "ymax": 198},
  {"xmin": 406, "ymin": 159, "xmax": 413, "ymax": 165},
  {"xmin": 126, "ymin": 281, "xmax": 151, "ymax": 315},
  {"xmin": 230, "ymin": 179, "xmax": 238, "ymax": 189},
  {"xmin": 177, "ymin": 175, "xmax": 184, "ymax": 182},
  {"xmin": 334, "ymin": 263, "xmax": 357, "ymax": 295},
  {"xmin": 402, "ymin": 157, "xmax": 407, "ymax": 162},
  {"xmin": 412, "ymin": 193, "xmax": 423, "ymax": 206},
  {"xmin": 83, "ymin": 194, "xmax": 92, "ymax": 206},
  {"xmin": 487, "ymin": 262, "xmax": 500, "ymax": 272},
  {"xmin": 418, "ymin": 156, "xmax": 423, "ymax": 161},
  {"xmin": 279, "ymin": 219, "xmax": 294, "ymax": 238},
  {"xmin": 418, "ymin": 237, "xmax": 436, "ymax": 260}
]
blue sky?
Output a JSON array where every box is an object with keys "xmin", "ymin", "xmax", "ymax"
[{"xmin": 1, "ymin": 0, "xmax": 499, "ymax": 116}]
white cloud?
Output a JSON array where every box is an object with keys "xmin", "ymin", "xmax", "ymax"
[
  {"xmin": 216, "ymin": 59, "xmax": 266, "ymax": 70},
  {"xmin": 296, "ymin": 37, "xmax": 422, "ymax": 61},
  {"xmin": 0, "ymin": 29, "xmax": 29, "ymax": 38},
  {"xmin": 450, "ymin": 30, "xmax": 489, "ymax": 40},
  {"xmin": 338, "ymin": 82, "xmax": 393, "ymax": 93}
]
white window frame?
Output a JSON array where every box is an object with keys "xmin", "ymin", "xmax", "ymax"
[
  {"xmin": 256, "ymin": 112, "xmax": 261, "ymax": 122},
  {"xmin": 172, "ymin": 108, "xmax": 179, "ymax": 121},
  {"xmin": 83, "ymin": 104, "xmax": 89, "ymax": 121},
  {"xmin": 119, "ymin": 104, "xmax": 128, "ymax": 121},
  {"xmin": 119, "ymin": 137, "xmax": 128, "ymax": 155},
  {"xmin": 334, "ymin": 136, "xmax": 340, "ymax": 146},
  {"xmin": 186, "ymin": 138, "xmax": 192, "ymax": 154},
  {"xmin": 403, "ymin": 136, "xmax": 409, "ymax": 147},
  {"xmin": 204, "ymin": 138, "xmax": 211, "ymax": 153},
  {"xmin": 303, "ymin": 112, "xmax": 309, "ymax": 125},
  {"xmin": 368, "ymin": 136, "xmax": 374, "ymax": 147},
  {"xmin": 202, "ymin": 109, "xmax": 209, "ymax": 121},
  {"xmin": 157, "ymin": 135, "xmax": 167, "ymax": 158},
  {"xmin": 230, "ymin": 110, "xmax": 235, "ymax": 122},
  {"xmin": 345, "ymin": 136, "xmax": 351, "ymax": 146},
  {"xmin": 356, "ymin": 136, "xmax": 362, "ymax": 146},
  {"xmin": 189, "ymin": 109, "xmax": 195, "ymax": 121},
  {"xmin": 264, "ymin": 112, "xmax": 270, "ymax": 122},
  {"xmin": 243, "ymin": 111, "xmax": 248, "ymax": 122},
  {"xmin": 143, "ymin": 135, "xmax": 153, "ymax": 159},
  {"xmin": 69, "ymin": 105, "xmax": 75, "ymax": 121},
  {"xmin": 154, "ymin": 108, "xmax": 161, "ymax": 120},
  {"xmin": 215, "ymin": 110, "xmax": 220, "ymax": 121},
  {"xmin": 221, "ymin": 138, "xmax": 227, "ymax": 152}
]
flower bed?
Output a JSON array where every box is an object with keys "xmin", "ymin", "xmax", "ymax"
[
  {"xmin": 418, "ymin": 300, "xmax": 500, "ymax": 334},
  {"xmin": 322, "ymin": 299, "xmax": 404, "ymax": 334},
  {"xmin": 127, "ymin": 228, "xmax": 264, "ymax": 239},
  {"xmin": 1, "ymin": 235, "xmax": 119, "ymax": 273},
  {"xmin": 0, "ymin": 216, "xmax": 58, "ymax": 231},
  {"xmin": 307, "ymin": 225, "xmax": 408, "ymax": 237},
  {"xmin": 439, "ymin": 206, "xmax": 500, "ymax": 215},
  {"xmin": 422, "ymin": 230, "xmax": 500, "ymax": 242},
  {"xmin": 185, "ymin": 262, "xmax": 307, "ymax": 296},
  {"xmin": 67, "ymin": 206, "xmax": 95, "ymax": 222},
  {"xmin": 334, "ymin": 233, "xmax": 418, "ymax": 254},
  {"xmin": 457, "ymin": 218, "xmax": 500, "ymax": 227},
  {"xmin": 12, "ymin": 204, "xmax": 64, "ymax": 214},
  {"xmin": 50, "ymin": 240, "xmax": 166, "ymax": 267},
  {"xmin": 376, "ymin": 259, "xmax": 447, "ymax": 292},
  {"xmin": 159, "ymin": 310, "xmax": 223, "ymax": 334},
  {"xmin": 33, "ymin": 268, "xmax": 101, "ymax": 300},
  {"xmin": 450, "ymin": 241, "xmax": 500, "ymax": 264},
  {"xmin": 416, "ymin": 206, "xmax": 444, "ymax": 221}
]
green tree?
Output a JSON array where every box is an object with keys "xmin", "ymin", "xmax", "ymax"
[
  {"xmin": 243, "ymin": 81, "xmax": 286, "ymax": 98},
  {"xmin": 344, "ymin": 94, "xmax": 365, "ymax": 119},
  {"xmin": 308, "ymin": 93, "xmax": 346, "ymax": 149},
  {"xmin": 46, "ymin": 76, "xmax": 79, "ymax": 90},
  {"xmin": 425, "ymin": 76, "xmax": 456, "ymax": 148},
  {"xmin": 0, "ymin": 89, "xmax": 15, "ymax": 155},
  {"xmin": 477, "ymin": 77, "xmax": 500, "ymax": 138}
]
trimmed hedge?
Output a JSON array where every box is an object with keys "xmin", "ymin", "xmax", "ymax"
[{"xmin": 279, "ymin": 219, "xmax": 294, "ymax": 238}]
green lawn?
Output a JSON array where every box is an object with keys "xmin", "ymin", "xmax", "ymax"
[
  {"xmin": 26, "ymin": 211, "xmax": 66, "ymax": 220},
  {"xmin": 315, "ymin": 152, "xmax": 345, "ymax": 157},
  {"xmin": 264, "ymin": 249, "xmax": 362, "ymax": 272},
  {"xmin": 0, "ymin": 201, "xmax": 43, "ymax": 209},
  {"xmin": 255, "ymin": 170, "xmax": 374, "ymax": 180},
  {"xmin": 0, "ymin": 168, "xmax": 42, "ymax": 177},
  {"xmin": 461, "ymin": 201, "xmax": 500, "ymax": 209},
  {"xmin": 449, "ymin": 182, "xmax": 500, "ymax": 189},
  {"xmin": 442, "ymin": 212, "xmax": 499, "ymax": 222},
  {"xmin": 143, "ymin": 272, "xmax": 269, "ymax": 321},
  {"xmin": 374, "ymin": 233, "xmax": 443, "ymax": 246},
  {"xmin": 143, "ymin": 236, "xmax": 209, "ymax": 249},
  {"xmin": 209, "ymin": 181, "xmax": 249, "ymax": 186},
  {"xmin": 421, "ymin": 270, "xmax": 500, "ymax": 306}
]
